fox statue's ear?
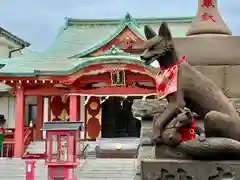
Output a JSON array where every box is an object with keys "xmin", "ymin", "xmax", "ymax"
[
  {"xmin": 158, "ymin": 22, "xmax": 172, "ymax": 40},
  {"xmin": 144, "ymin": 25, "xmax": 157, "ymax": 40}
]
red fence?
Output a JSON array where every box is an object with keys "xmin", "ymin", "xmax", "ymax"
[{"xmin": 0, "ymin": 127, "xmax": 33, "ymax": 158}]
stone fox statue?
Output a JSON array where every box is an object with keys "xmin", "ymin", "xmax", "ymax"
[
  {"xmin": 140, "ymin": 22, "xmax": 240, "ymax": 145},
  {"xmin": 160, "ymin": 108, "xmax": 198, "ymax": 147}
]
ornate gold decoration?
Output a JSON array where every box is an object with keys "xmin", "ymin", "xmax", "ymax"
[
  {"xmin": 90, "ymin": 101, "xmax": 98, "ymax": 110},
  {"xmin": 111, "ymin": 70, "xmax": 125, "ymax": 86}
]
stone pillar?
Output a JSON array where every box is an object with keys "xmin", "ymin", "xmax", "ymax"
[
  {"xmin": 186, "ymin": 0, "xmax": 232, "ymax": 36},
  {"xmin": 136, "ymin": 120, "xmax": 154, "ymax": 175},
  {"xmin": 35, "ymin": 96, "xmax": 44, "ymax": 140},
  {"xmin": 14, "ymin": 86, "xmax": 25, "ymax": 158}
]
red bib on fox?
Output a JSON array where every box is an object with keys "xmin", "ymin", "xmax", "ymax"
[
  {"xmin": 180, "ymin": 119, "xmax": 196, "ymax": 142},
  {"xmin": 155, "ymin": 56, "xmax": 186, "ymax": 98}
]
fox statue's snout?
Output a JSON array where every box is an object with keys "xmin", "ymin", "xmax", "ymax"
[{"xmin": 140, "ymin": 51, "xmax": 156, "ymax": 65}]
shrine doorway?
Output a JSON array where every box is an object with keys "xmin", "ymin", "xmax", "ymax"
[{"xmin": 101, "ymin": 97, "xmax": 141, "ymax": 138}]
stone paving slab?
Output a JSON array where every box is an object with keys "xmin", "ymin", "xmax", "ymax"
[
  {"xmin": 0, "ymin": 158, "xmax": 138, "ymax": 180},
  {"xmin": 79, "ymin": 159, "xmax": 137, "ymax": 179}
]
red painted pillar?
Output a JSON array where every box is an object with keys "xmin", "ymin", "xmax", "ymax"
[
  {"xmin": 69, "ymin": 95, "xmax": 80, "ymax": 160},
  {"xmin": 69, "ymin": 95, "xmax": 80, "ymax": 122},
  {"xmin": 35, "ymin": 96, "xmax": 44, "ymax": 140},
  {"xmin": 14, "ymin": 86, "xmax": 25, "ymax": 158}
]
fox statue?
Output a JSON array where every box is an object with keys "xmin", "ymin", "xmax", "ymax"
[{"xmin": 139, "ymin": 21, "xmax": 240, "ymax": 160}]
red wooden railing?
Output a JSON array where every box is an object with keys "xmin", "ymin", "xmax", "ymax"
[
  {"xmin": 0, "ymin": 127, "xmax": 34, "ymax": 158},
  {"xmin": 1, "ymin": 142, "xmax": 14, "ymax": 157},
  {"xmin": 22, "ymin": 127, "xmax": 44, "ymax": 159},
  {"xmin": 0, "ymin": 128, "xmax": 15, "ymax": 157},
  {"xmin": 24, "ymin": 127, "xmax": 33, "ymax": 150},
  {"xmin": 3, "ymin": 128, "xmax": 15, "ymax": 141}
]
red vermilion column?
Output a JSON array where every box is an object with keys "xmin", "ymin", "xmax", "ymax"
[
  {"xmin": 14, "ymin": 86, "xmax": 25, "ymax": 158},
  {"xmin": 69, "ymin": 95, "xmax": 80, "ymax": 122},
  {"xmin": 69, "ymin": 95, "xmax": 80, "ymax": 160},
  {"xmin": 35, "ymin": 96, "xmax": 44, "ymax": 140}
]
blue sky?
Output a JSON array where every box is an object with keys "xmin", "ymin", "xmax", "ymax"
[{"xmin": 0, "ymin": 0, "xmax": 239, "ymax": 52}]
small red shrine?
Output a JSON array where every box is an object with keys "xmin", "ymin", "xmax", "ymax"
[
  {"xmin": 41, "ymin": 121, "xmax": 82, "ymax": 179},
  {"xmin": 0, "ymin": 13, "xmax": 192, "ymax": 157}
]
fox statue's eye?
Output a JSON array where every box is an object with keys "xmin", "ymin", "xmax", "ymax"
[{"xmin": 149, "ymin": 46, "xmax": 155, "ymax": 51}]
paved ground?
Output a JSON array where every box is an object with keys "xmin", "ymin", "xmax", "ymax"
[
  {"xmin": 79, "ymin": 159, "xmax": 138, "ymax": 180},
  {"xmin": 24, "ymin": 139, "xmax": 141, "ymax": 179},
  {"xmin": 0, "ymin": 158, "xmax": 140, "ymax": 180}
]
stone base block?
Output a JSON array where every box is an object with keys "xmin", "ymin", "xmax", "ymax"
[
  {"xmin": 95, "ymin": 138, "xmax": 140, "ymax": 158},
  {"xmin": 141, "ymin": 159, "xmax": 240, "ymax": 180},
  {"xmin": 136, "ymin": 146, "xmax": 154, "ymax": 175},
  {"xmin": 154, "ymin": 145, "xmax": 191, "ymax": 160}
]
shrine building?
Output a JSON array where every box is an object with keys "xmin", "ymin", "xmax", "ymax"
[{"xmin": 0, "ymin": 13, "xmax": 192, "ymax": 157}]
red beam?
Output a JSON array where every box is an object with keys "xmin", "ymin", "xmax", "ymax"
[
  {"xmin": 72, "ymin": 86, "xmax": 156, "ymax": 95},
  {"xmin": 75, "ymin": 74, "xmax": 109, "ymax": 84},
  {"xmin": 72, "ymin": 73, "xmax": 154, "ymax": 86},
  {"xmin": 69, "ymin": 64, "xmax": 148, "ymax": 76},
  {"xmin": 11, "ymin": 86, "xmax": 155, "ymax": 96},
  {"xmin": 127, "ymin": 74, "xmax": 154, "ymax": 83},
  {"xmin": 11, "ymin": 88, "xmax": 69, "ymax": 96}
]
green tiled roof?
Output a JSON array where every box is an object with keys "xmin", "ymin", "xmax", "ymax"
[
  {"xmin": 0, "ymin": 54, "xmax": 143, "ymax": 76},
  {"xmin": 0, "ymin": 13, "xmax": 192, "ymax": 76},
  {"xmin": 70, "ymin": 13, "xmax": 145, "ymax": 58}
]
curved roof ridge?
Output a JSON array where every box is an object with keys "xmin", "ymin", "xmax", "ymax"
[
  {"xmin": 68, "ymin": 13, "xmax": 145, "ymax": 59},
  {"xmin": 65, "ymin": 16, "xmax": 193, "ymax": 26},
  {"xmin": 0, "ymin": 55, "xmax": 144, "ymax": 76}
]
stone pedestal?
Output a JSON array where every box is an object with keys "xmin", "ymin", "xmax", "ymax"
[
  {"xmin": 141, "ymin": 159, "xmax": 240, "ymax": 180},
  {"xmin": 136, "ymin": 121, "xmax": 153, "ymax": 175},
  {"xmin": 136, "ymin": 146, "xmax": 154, "ymax": 175},
  {"xmin": 95, "ymin": 138, "xmax": 140, "ymax": 158},
  {"xmin": 154, "ymin": 145, "xmax": 191, "ymax": 160}
]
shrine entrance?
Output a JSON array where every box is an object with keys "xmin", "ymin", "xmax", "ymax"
[{"xmin": 101, "ymin": 97, "xmax": 141, "ymax": 138}]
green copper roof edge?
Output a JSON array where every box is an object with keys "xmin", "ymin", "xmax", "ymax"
[
  {"xmin": 0, "ymin": 27, "xmax": 30, "ymax": 47},
  {"xmin": 66, "ymin": 16, "xmax": 193, "ymax": 25},
  {"xmin": 0, "ymin": 55, "xmax": 143, "ymax": 77},
  {"xmin": 69, "ymin": 18, "xmax": 145, "ymax": 59},
  {"xmin": 99, "ymin": 45, "xmax": 130, "ymax": 56}
]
